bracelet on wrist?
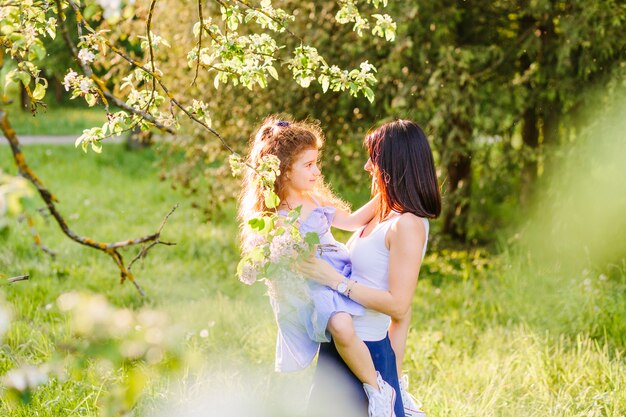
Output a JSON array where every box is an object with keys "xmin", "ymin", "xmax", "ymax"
[{"xmin": 346, "ymin": 280, "xmax": 356, "ymax": 298}]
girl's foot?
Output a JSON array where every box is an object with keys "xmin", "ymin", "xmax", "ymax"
[{"xmin": 363, "ymin": 371, "xmax": 396, "ymax": 417}]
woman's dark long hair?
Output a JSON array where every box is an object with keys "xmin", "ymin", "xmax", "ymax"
[{"xmin": 366, "ymin": 119, "xmax": 441, "ymax": 220}]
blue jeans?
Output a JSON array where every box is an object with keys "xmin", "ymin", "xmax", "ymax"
[{"xmin": 307, "ymin": 334, "xmax": 404, "ymax": 417}]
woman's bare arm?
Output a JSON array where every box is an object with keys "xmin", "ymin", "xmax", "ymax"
[
  {"xmin": 389, "ymin": 309, "xmax": 412, "ymax": 376},
  {"xmin": 300, "ymin": 213, "xmax": 426, "ymax": 320}
]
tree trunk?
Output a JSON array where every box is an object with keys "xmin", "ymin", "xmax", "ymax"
[
  {"xmin": 520, "ymin": 108, "xmax": 539, "ymax": 208},
  {"xmin": 442, "ymin": 116, "xmax": 472, "ymax": 241},
  {"xmin": 126, "ymin": 125, "xmax": 154, "ymax": 150},
  {"xmin": 19, "ymin": 83, "xmax": 31, "ymax": 111},
  {"xmin": 518, "ymin": 12, "xmax": 540, "ymax": 209},
  {"xmin": 52, "ymin": 77, "xmax": 64, "ymax": 103}
]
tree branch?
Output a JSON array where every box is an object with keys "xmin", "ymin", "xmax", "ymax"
[
  {"xmin": 20, "ymin": 214, "xmax": 57, "ymax": 257},
  {"xmin": 191, "ymin": 0, "xmax": 204, "ymax": 86},
  {"xmin": 66, "ymin": 0, "xmax": 235, "ymax": 153},
  {"xmin": 55, "ymin": 0, "xmax": 176, "ymax": 135},
  {"xmin": 232, "ymin": 0, "xmax": 301, "ymax": 41},
  {"xmin": 0, "ymin": 109, "xmax": 178, "ymax": 296},
  {"xmin": 7, "ymin": 275, "xmax": 29, "ymax": 283},
  {"xmin": 145, "ymin": 0, "xmax": 158, "ymax": 110}
]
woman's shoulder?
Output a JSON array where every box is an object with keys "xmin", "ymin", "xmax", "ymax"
[
  {"xmin": 390, "ymin": 212, "xmax": 427, "ymax": 235},
  {"xmin": 384, "ymin": 213, "xmax": 427, "ymax": 249}
]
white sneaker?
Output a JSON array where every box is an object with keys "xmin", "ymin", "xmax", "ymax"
[
  {"xmin": 363, "ymin": 371, "xmax": 396, "ymax": 417},
  {"xmin": 399, "ymin": 374, "xmax": 426, "ymax": 417}
]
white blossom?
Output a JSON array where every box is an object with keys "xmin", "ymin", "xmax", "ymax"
[
  {"xmin": 239, "ymin": 262, "xmax": 258, "ymax": 285},
  {"xmin": 78, "ymin": 48, "xmax": 96, "ymax": 63},
  {"xmin": 0, "ymin": 306, "xmax": 9, "ymax": 339},
  {"xmin": 79, "ymin": 79, "xmax": 91, "ymax": 94},
  {"xmin": 63, "ymin": 70, "xmax": 78, "ymax": 91},
  {"xmin": 359, "ymin": 61, "xmax": 376, "ymax": 73},
  {"xmin": 97, "ymin": 0, "xmax": 122, "ymax": 20},
  {"xmin": 2, "ymin": 365, "xmax": 49, "ymax": 393},
  {"xmin": 269, "ymin": 233, "xmax": 301, "ymax": 263}
]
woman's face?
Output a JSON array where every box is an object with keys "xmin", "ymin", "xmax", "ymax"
[
  {"xmin": 364, "ymin": 157, "xmax": 375, "ymax": 175},
  {"xmin": 286, "ymin": 148, "xmax": 321, "ymax": 193}
]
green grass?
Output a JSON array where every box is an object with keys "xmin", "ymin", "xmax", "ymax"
[
  {"xmin": 3, "ymin": 100, "xmax": 108, "ymax": 136},
  {"xmin": 0, "ymin": 144, "xmax": 625, "ymax": 416}
]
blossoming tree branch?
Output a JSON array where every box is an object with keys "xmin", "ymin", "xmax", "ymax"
[{"xmin": 0, "ymin": 0, "xmax": 395, "ymax": 294}]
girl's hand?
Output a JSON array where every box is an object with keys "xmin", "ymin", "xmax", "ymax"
[{"xmin": 298, "ymin": 257, "xmax": 341, "ymax": 288}]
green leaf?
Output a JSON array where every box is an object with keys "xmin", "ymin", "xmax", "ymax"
[
  {"xmin": 85, "ymin": 93, "xmax": 97, "ymax": 107},
  {"xmin": 287, "ymin": 206, "xmax": 302, "ymax": 223},
  {"xmin": 267, "ymin": 66, "xmax": 279, "ymax": 80},
  {"xmin": 32, "ymin": 83, "xmax": 46, "ymax": 100},
  {"xmin": 46, "ymin": 21, "xmax": 56, "ymax": 39},
  {"xmin": 30, "ymin": 42, "xmax": 46, "ymax": 61},
  {"xmin": 91, "ymin": 141, "xmax": 103, "ymax": 154},
  {"xmin": 83, "ymin": 4, "xmax": 100, "ymax": 20},
  {"xmin": 236, "ymin": 258, "xmax": 247, "ymax": 276},
  {"xmin": 304, "ymin": 232, "xmax": 320, "ymax": 246},
  {"xmin": 363, "ymin": 86, "xmax": 375, "ymax": 103},
  {"xmin": 15, "ymin": 71, "xmax": 31, "ymax": 87},
  {"xmin": 248, "ymin": 246, "xmax": 266, "ymax": 263},
  {"xmin": 248, "ymin": 217, "xmax": 265, "ymax": 231},
  {"xmin": 259, "ymin": 216, "xmax": 274, "ymax": 234},
  {"xmin": 321, "ymin": 76, "xmax": 330, "ymax": 93},
  {"xmin": 264, "ymin": 190, "xmax": 280, "ymax": 209}
]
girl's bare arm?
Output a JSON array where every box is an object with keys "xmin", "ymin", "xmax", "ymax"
[{"xmin": 331, "ymin": 194, "xmax": 381, "ymax": 231}]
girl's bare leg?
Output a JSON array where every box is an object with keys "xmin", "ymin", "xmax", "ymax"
[{"xmin": 328, "ymin": 312, "xmax": 379, "ymax": 388}]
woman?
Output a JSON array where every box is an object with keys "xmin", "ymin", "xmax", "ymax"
[{"xmin": 301, "ymin": 119, "xmax": 441, "ymax": 417}]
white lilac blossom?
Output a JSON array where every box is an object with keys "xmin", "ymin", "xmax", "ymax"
[
  {"xmin": 239, "ymin": 262, "xmax": 258, "ymax": 285},
  {"xmin": 269, "ymin": 233, "xmax": 301, "ymax": 264},
  {"xmin": 78, "ymin": 48, "xmax": 96, "ymax": 64},
  {"xmin": 243, "ymin": 231, "xmax": 266, "ymax": 253},
  {"xmin": 63, "ymin": 70, "xmax": 78, "ymax": 91}
]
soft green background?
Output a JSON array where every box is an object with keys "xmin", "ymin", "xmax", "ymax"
[{"xmin": 1, "ymin": 144, "xmax": 624, "ymax": 416}]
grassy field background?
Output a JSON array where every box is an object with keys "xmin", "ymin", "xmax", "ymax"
[
  {"xmin": 0, "ymin": 143, "xmax": 624, "ymax": 416},
  {"xmin": 3, "ymin": 101, "xmax": 107, "ymax": 136}
]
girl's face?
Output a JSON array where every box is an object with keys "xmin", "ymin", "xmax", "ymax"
[{"xmin": 286, "ymin": 148, "xmax": 321, "ymax": 193}]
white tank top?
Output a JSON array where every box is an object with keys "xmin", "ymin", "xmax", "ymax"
[{"xmin": 347, "ymin": 214, "xmax": 429, "ymax": 341}]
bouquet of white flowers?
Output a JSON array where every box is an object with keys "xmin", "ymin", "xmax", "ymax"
[{"xmin": 230, "ymin": 154, "xmax": 320, "ymax": 293}]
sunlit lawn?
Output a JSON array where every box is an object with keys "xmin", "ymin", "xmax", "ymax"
[
  {"xmin": 3, "ymin": 99, "xmax": 111, "ymax": 136},
  {"xmin": 0, "ymin": 144, "xmax": 624, "ymax": 416}
]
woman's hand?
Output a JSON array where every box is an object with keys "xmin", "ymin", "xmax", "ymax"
[{"xmin": 298, "ymin": 256, "xmax": 342, "ymax": 288}]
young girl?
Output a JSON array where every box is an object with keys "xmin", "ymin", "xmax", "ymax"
[{"xmin": 238, "ymin": 115, "xmax": 397, "ymax": 417}]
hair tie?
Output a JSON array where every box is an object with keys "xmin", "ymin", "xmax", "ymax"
[{"xmin": 276, "ymin": 121, "xmax": 290, "ymax": 127}]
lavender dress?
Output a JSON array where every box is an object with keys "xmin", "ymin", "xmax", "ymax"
[{"xmin": 270, "ymin": 206, "xmax": 364, "ymax": 372}]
